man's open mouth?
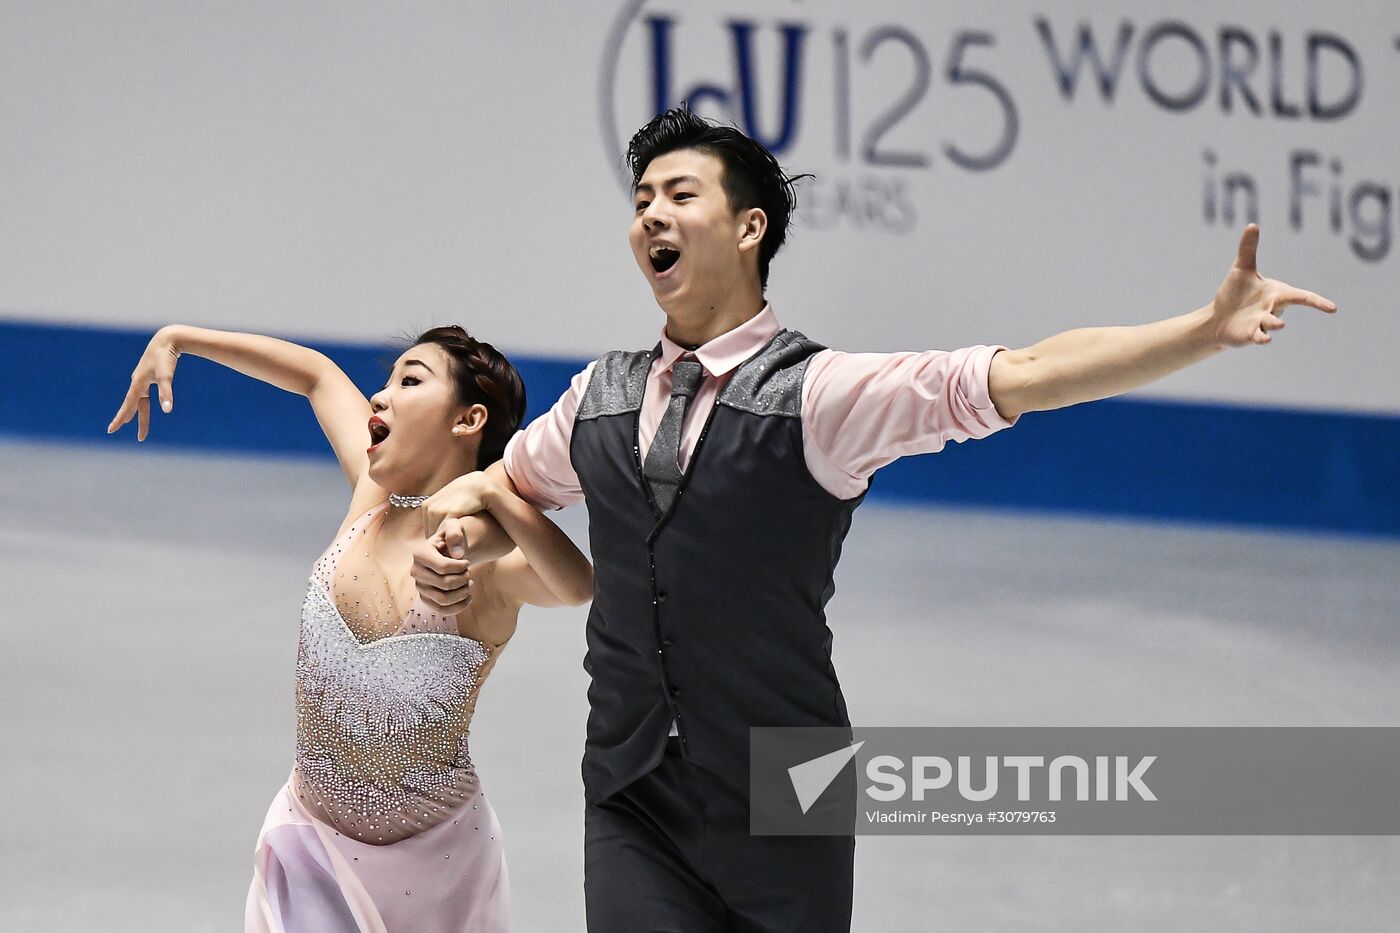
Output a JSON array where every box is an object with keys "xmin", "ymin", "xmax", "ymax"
[{"xmin": 649, "ymin": 245, "xmax": 680, "ymax": 274}]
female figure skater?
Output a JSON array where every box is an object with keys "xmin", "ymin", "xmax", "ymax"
[{"xmin": 107, "ymin": 323, "xmax": 593, "ymax": 932}]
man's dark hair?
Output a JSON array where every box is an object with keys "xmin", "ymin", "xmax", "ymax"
[{"xmin": 626, "ymin": 107, "xmax": 808, "ymax": 290}]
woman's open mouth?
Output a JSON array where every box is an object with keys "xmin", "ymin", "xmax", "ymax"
[{"xmin": 367, "ymin": 420, "xmax": 391, "ymax": 452}]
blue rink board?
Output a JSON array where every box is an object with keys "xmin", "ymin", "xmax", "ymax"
[{"xmin": 11, "ymin": 317, "xmax": 1399, "ymax": 538}]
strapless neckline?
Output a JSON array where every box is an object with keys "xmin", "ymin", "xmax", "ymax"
[{"xmin": 309, "ymin": 578, "xmax": 490, "ymax": 653}]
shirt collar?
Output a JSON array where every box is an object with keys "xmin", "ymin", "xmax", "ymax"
[{"xmin": 657, "ymin": 304, "xmax": 781, "ymax": 377}]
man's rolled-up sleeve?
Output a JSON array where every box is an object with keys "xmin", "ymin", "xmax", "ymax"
[
  {"xmin": 801, "ymin": 345, "xmax": 1019, "ymax": 499},
  {"xmin": 501, "ymin": 361, "xmax": 596, "ymax": 511}
]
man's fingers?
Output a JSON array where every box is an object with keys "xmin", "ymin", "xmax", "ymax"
[
  {"xmin": 411, "ymin": 537, "xmax": 473, "ymax": 616},
  {"xmin": 411, "ymin": 560, "xmax": 473, "ymax": 588},
  {"xmin": 1285, "ymin": 286, "xmax": 1337, "ymax": 313},
  {"xmin": 1234, "ymin": 223, "xmax": 1259, "ymax": 272},
  {"xmin": 412, "ymin": 532, "xmax": 469, "ymax": 571},
  {"xmin": 415, "ymin": 580, "xmax": 474, "ymax": 615},
  {"xmin": 414, "ymin": 577, "xmax": 476, "ymax": 599},
  {"xmin": 414, "ymin": 567, "xmax": 473, "ymax": 590},
  {"xmin": 436, "ymin": 518, "xmax": 469, "ymax": 559},
  {"xmin": 418, "ymin": 576, "xmax": 475, "ymax": 599},
  {"xmin": 1261, "ymin": 315, "xmax": 1286, "ymax": 332},
  {"xmin": 410, "ymin": 545, "xmax": 470, "ymax": 581}
]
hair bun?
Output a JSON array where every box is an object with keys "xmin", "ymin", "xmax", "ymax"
[{"xmin": 400, "ymin": 325, "xmax": 527, "ymax": 469}]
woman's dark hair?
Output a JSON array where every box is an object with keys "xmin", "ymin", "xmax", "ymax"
[
  {"xmin": 625, "ymin": 107, "xmax": 809, "ymax": 290},
  {"xmin": 392, "ymin": 325, "xmax": 526, "ymax": 469}
]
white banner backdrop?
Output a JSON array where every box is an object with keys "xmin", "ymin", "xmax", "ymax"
[{"xmin": 1, "ymin": 0, "xmax": 1394, "ymax": 414}]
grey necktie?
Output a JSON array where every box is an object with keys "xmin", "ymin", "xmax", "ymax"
[{"xmin": 644, "ymin": 357, "xmax": 704, "ymax": 515}]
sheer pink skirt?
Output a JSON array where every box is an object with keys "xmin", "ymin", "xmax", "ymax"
[{"xmin": 245, "ymin": 771, "xmax": 509, "ymax": 932}]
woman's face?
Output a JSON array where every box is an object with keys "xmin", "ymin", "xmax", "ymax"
[{"xmin": 365, "ymin": 343, "xmax": 479, "ymax": 489}]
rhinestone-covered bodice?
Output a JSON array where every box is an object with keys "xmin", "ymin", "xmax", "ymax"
[{"xmin": 292, "ymin": 502, "xmax": 501, "ymax": 845}]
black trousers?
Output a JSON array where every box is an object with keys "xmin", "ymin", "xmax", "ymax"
[{"xmin": 584, "ymin": 738, "xmax": 855, "ymax": 933}]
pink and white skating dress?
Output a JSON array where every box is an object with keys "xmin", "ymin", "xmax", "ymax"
[{"xmin": 245, "ymin": 501, "xmax": 510, "ymax": 932}]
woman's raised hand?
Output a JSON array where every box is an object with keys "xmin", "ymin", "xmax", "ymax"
[{"xmin": 107, "ymin": 325, "xmax": 182, "ymax": 442}]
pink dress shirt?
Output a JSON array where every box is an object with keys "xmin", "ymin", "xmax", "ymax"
[{"xmin": 502, "ymin": 305, "xmax": 1018, "ymax": 507}]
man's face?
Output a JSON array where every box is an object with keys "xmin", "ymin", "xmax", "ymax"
[{"xmin": 629, "ymin": 148, "xmax": 753, "ymax": 310}]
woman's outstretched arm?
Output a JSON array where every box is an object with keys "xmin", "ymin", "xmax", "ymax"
[{"xmin": 107, "ymin": 323, "xmax": 373, "ymax": 488}]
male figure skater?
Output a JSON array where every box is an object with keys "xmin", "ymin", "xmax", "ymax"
[{"xmin": 411, "ymin": 108, "xmax": 1336, "ymax": 931}]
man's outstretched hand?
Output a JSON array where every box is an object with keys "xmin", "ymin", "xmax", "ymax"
[
  {"xmin": 410, "ymin": 520, "xmax": 475, "ymax": 617},
  {"xmin": 409, "ymin": 467, "xmax": 520, "ymax": 617},
  {"xmin": 1209, "ymin": 224, "xmax": 1337, "ymax": 347}
]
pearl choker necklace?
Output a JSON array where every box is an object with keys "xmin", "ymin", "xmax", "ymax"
[{"xmin": 388, "ymin": 493, "xmax": 431, "ymax": 509}]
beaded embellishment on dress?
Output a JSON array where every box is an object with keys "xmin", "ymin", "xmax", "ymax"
[{"xmin": 291, "ymin": 502, "xmax": 500, "ymax": 845}]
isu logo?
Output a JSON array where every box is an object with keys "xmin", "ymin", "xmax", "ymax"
[{"xmin": 596, "ymin": 0, "xmax": 1023, "ymax": 234}]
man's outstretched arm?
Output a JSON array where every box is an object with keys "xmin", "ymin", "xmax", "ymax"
[{"xmin": 986, "ymin": 224, "xmax": 1338, "ymax": 421}]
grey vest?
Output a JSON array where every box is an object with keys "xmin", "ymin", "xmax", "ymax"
[{"xmin": 570, "ymin": 329, "xmax": 865, "ymax": 802}]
